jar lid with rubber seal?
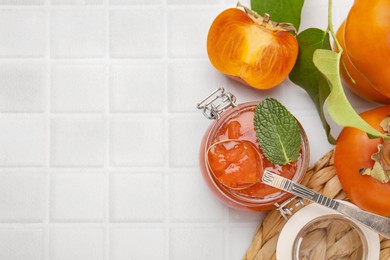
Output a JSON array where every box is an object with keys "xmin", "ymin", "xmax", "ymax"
[{"xmin": 196, "ymin": 88, "xmax": 310, "ymax": 211}]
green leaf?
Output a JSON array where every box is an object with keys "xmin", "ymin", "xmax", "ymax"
[
  {"xmin": 289, "ymin": 28, "xmax": 335, "ymax": 143},
  {"xmin": 313, "ymin": 49, "xmax": 389, "ymax": 140},
  {"xmin": 251, "ymin": 0, "xmax": 304, "ymax": 31},
  {"xmin": 254, "ymin": 98, "xmax": 301, "ymax": 165}
]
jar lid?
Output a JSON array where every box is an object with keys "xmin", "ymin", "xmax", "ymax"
[{"xmin": 276, "ymin": 201, "xmax": 380, "ymax": 260}]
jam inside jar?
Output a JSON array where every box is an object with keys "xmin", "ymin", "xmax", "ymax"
[{"xmin": 199, "ymin": 99, "xmax": 310, "ymax": 211}]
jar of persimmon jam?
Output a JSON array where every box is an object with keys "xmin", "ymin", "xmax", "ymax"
[{"xmin": 197, "ymin": 88, "xmax": 310, "ymax": 211}]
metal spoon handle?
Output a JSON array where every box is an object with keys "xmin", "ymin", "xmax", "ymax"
[{"xmin": 262, "ymin": 170, "xmax": 390, "ymax": 238}]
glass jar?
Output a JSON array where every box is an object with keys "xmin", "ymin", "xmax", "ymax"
[
  {"xmin": 276, "ymin": 202, "xmax": 380, "ymax": 260},
  {"xmin": 293, "ymin": 215, "xmax": 368, "ymax": 260},
  {"xmin": 197, "ymin": 88, "xmax": 310, "ymax": 211}
]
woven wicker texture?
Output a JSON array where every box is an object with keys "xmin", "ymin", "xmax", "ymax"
[{"xmin": 243, "ymin": 150, "xmax": 390, "ymax": 260}]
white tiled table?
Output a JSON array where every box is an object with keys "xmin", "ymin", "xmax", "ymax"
[{"xmin": 0, "ymin": 0, "xmax": 373, "ymax": 259}]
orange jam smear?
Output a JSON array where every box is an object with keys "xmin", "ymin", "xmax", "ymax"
[
  {"xmin": 208, "ymin": 140, "xmax": 263, "ymax": 190},
  {"xmin": 208, "ymin": 108, "xmax": 302, "ymax": 198}
]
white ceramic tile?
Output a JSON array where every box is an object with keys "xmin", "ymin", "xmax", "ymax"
[
  {"xmin": 225, "ymin": 0, "xmax": 249, "ymax": 5},
  {"xmin": 0, "ymin": 63, "xmax": 46, "ymax": 113},
  {"xmin": 228, "ymin": 226, "xmax": 258, "ymax": 260},
  {"xmin": 303, "ymin": 0, "xmax": 349, "ymax": 30},
  {"xmin": 337, "ymin": 0, "xmax": 353, "ymax": 24},
  {"xmin": 51, "ymin": 173, "xmax": 105, "ymax": 221},
  {"xmin": 0, "ymin": 118, "xmax": 46, "ymax": 166},
  {"xmin": 110, "ymin": 227, "xmax": 165, "ymax": 260},
  {"xmin": 169, "ymin": 116, "xmax": 209, "ymax": 167},
  {"xmin": 300, "ymin": 1, "xmax": 328, "ymax": 32},
  {"xmin": 110, "ymin": 118, "xmax": 164, "ymax": 166},
  {"xmin": 345, "ymin": 87, "xmax": 379, "ymax": 112},
  {"xmin": 110, "ymin": 172, "xmax": 164, "ymax": 222},
  {"xmin": 110, "ymin": 8, "xmax": 163, "ymax": 58},
  {"xmin": 169, "ymin": 172, "xmax": 226, "ymax": 222},
  {"xmin": 50, "ymin": 228, "xmax": 105, "ymax": 260},
  {"xmin": 52, "ymin": 0, "xmax": 103, "ymax": 4},
  {"xmin": 0, "ymin": 9, "xmax": 45, "ymax": 57},
  {"xmin": 0, "ymin": 2, "xmax": 340, "ymax": 259},
  {"xmin": 170, "ymin": 227, "xmax": 225, "ymax": 260},
  {"xmin": 294, "ymin": 113, "xmax": 334, "ymax": 165},
  {"xmin": 167, "ymin": 7, "xmax": 221, "ymax": 58},
  {"xmin": 0, "ymin": 170, "xmax": 45, "ymax": 222},
  {"xmin": 110, "ymin": 0, "xmax": 161, "ymax": 4},
  {"xmin": 51, "ymin": 118, "xmax": 106, "ymax": 167},
  {"xmin": 110, "ymin": 62, "xmax": 164, "ymax": 113},
  {"xmin": 0, "ymin": 229, "xmax": 43, "ymax": 260},
  {"xmin": 228, "ymin": 209, "xmax": 265, "ymax": 223},
  {"xmin": 51, "ymin": 64, "xmax": 105, "ymax": 113},
  {"xmin": 0, "ymin": 0, "xmax": 44, "ymax": 4},
  {"xmin": 340, "ymin": 0, "xmax": 354, "ymax": 8},
  {"xmin": 278, "ymin": 82, "xmax": 314, "ymax": 111},
  {"xmin": 51, "ymin": 10, "xmax": 106, "ymax": 58},
  {"xmin": 169, "ymin": 60, "xmax": 226, "ymax": 112},
  {"xmin": 220, "ymin": 79, "xmax": 283, "ymax": 104},
  {"xmin": 168, "ymin": 0, "xmax": 220, "ymax": 4}
]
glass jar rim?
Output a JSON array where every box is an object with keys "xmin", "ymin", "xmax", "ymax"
[{"xmin": 203, "ymin": 101, "xmax": 310, "ymax": 208}]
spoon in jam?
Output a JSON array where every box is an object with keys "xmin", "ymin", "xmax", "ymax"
[{"xmin": 206, "ymin": 139, "xmax": 264, "ymax": 191}]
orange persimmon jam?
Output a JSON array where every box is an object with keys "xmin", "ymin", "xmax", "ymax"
[{"xmin": 199, "ymin": 102, "xmax": 310, "ymax": 211}]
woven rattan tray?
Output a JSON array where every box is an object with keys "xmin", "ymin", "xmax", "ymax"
[{"xmin": 243, "ymin": 150, "xmax": 390, "ymax": 260}]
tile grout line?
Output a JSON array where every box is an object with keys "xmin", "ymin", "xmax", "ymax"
[
  {"xmin": 0, "ymin": 57, "xmax": 210, "ymax": 62},
  {"xmin": 104, "ymin": 0, "xmax": 110, "ymax": 259},
  {"xmin": 0, "ymin": 221, "xmax": 257, "ymax": 228},
  {"xmin": 44, "ymin": 1, "xmax": 51, "ymax": 260},
  {"xmin": 162, "ymin": 0, "xmax": 170, "ymax": 259},
  {"xmin": 0, "ymin": 111, "xmax": 227, "ymax": 117}
]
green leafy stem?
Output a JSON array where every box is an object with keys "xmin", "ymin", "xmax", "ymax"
[
  {"xmin": 312, "ymin": 0, "xmax": 388, "ymax": 141},
  {"xmin": 313, "ymin": 49, "xmax": 388, "ymax": 140}
]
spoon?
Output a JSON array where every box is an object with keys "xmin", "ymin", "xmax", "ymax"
[
  {"xmin": 262, "ymin": 170, "xmax": 390, "ymax": 239},
  {"xmin": 206, "ymin": 139, "xmax": 263, "ymax": 191}
]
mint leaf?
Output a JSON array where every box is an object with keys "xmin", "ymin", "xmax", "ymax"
[
  {"xmin": 254, "ymin": 98, "xmax": 301, "ymax": 165},
  {"xmin": 313, "ymin": 49, "xmax": 389, "ymax": 140},
  {"xmin": 289, "ymin": 28, "xmax": 335, "ymax": 143},
  {"xmin": 251, "ymin": 0, "xmax": 304, "ymax": 31}
]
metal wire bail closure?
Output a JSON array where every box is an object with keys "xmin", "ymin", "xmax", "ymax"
[
  {"xmin": 275, "ymin": 196, "xmax": 305, "ymax": 220},
  {"xmin": 196, "ymin": 87, "xmax": 237, "ymax": 120}
]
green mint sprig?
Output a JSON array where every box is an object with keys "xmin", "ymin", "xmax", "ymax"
[{"xmin": 254, "ymin": 98, "xmax": 301, "ymax": 165}]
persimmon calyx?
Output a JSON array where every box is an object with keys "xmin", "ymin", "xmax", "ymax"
[
  {"xmin": 360, "ymin": 117, "xmax": 390, "ymax": 183},
  {"xmin": 236, "ymin": 2, "xmax": 297, "ymax": 35}
]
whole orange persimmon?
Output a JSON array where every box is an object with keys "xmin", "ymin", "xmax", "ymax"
[
  {"xmin": 335, "ymin": 105, "xmax": 390, "ymax": 216},
  {"xmin": 207, "ymin": 6, "xmax": 298, "ymax": 90},
  {"xmin": 337, "ymin": 22, "xmax": 390, "ymax": 103},
  {"xmin": 337, "ymin": 0, "xmax": 390, "ymax": 103}
]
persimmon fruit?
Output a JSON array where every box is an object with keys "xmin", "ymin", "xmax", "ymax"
[
  {"xmin": 337, "ymin": 0, "xmax": 390, "ymax": 103},
  {"xmin": 334, "ymin": 105, "xmax": 390, "ymax": 216},
  {"xmin": 207, "ymin": 6, "xmax": 298, "ymax": 90},
  {"xmin": 336, "ymin": 22, "xmax": 390, "ymax": 103}
]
